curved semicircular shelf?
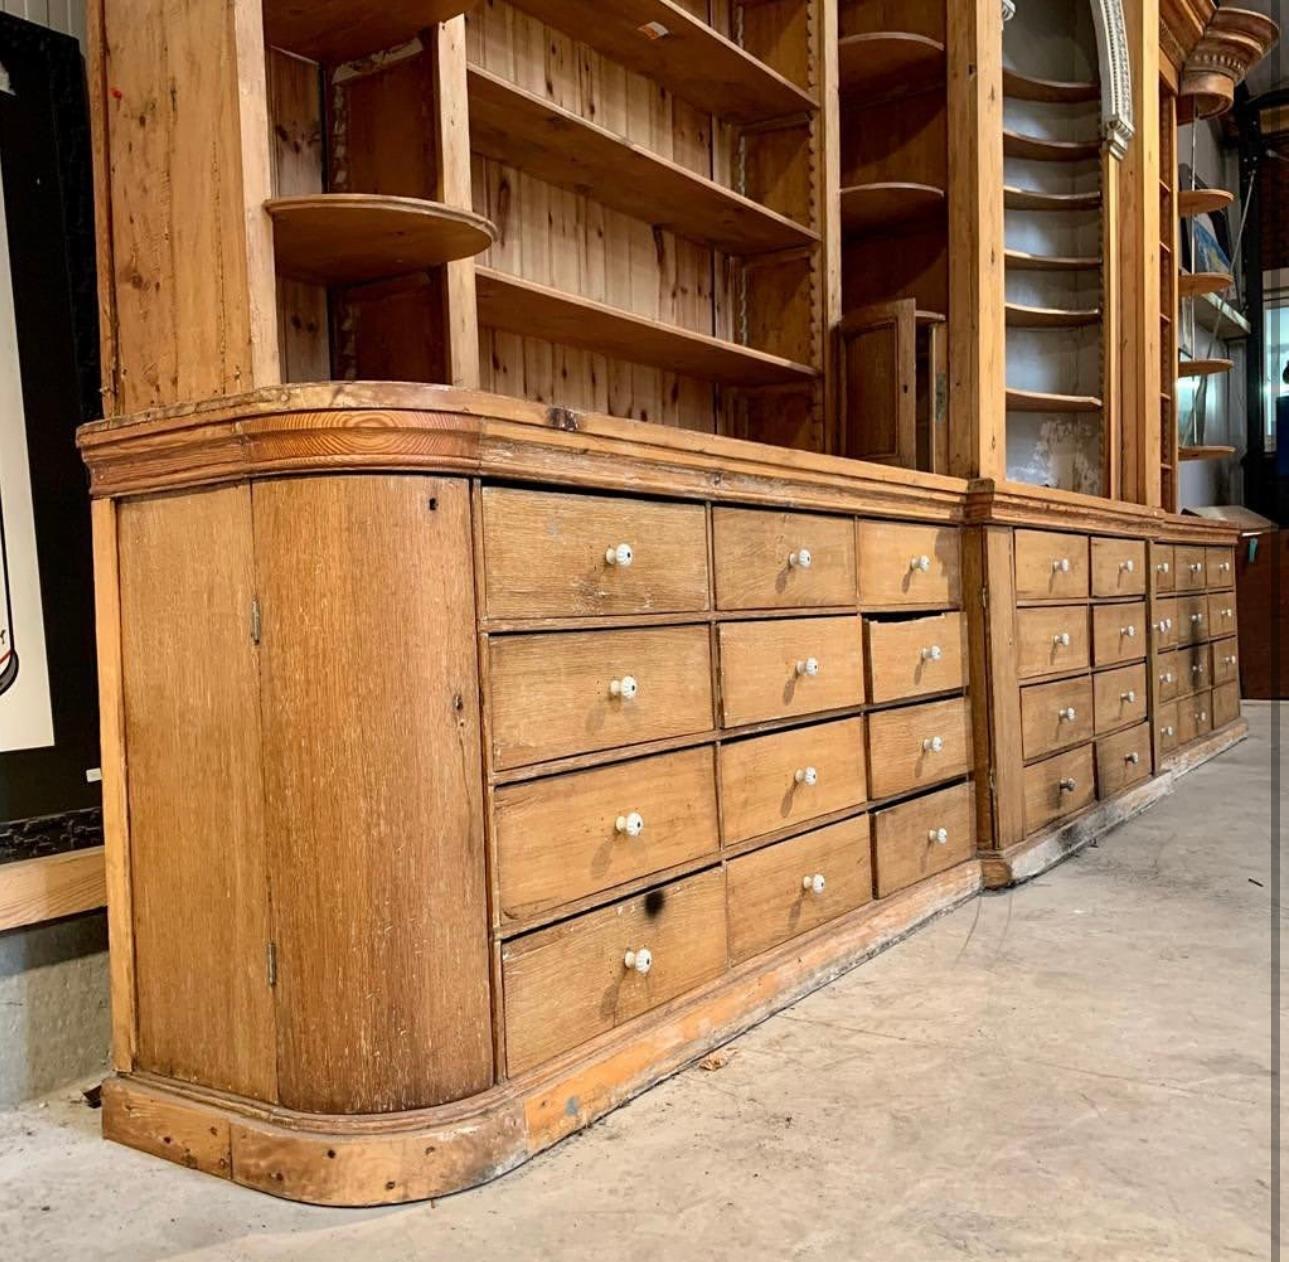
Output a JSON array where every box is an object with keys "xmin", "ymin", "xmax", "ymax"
[
  {"xmin": 1179, "ymin": 444, "xmax": 1237, "ymax": 461},
  {"xmin": 1179, "ymin": 270, "xmax": 1234, "ymax": 300},
  {"xmin": 1179, "ymin": 357, "xmax": 1234, "ymax": 378},
  {"xmin": 839, "ymin": 182, "xmax": 945, "ymax": 233},
  {"xmin": 1004, "ymin": 185, "xmax": 1102, "ymax": 212},
  {"xmin": 1002, "ymin": 69, "xmax": 1098, "ymax": 104},
  {"xmin": 1005, "ymin": 387, "xmax": 1103, "ymax": 414},
  {"xmin": 266, "ymin": 194, "xmax": 497, "ymax": 287},
  {"xmin": 1005, "ymin": 303, "xmax": 1102, "ymax": 329},
  {"xmin": 838, "ymin": 32, "xmax": 945, "ymax": 96},
  {"xmin": 1179, "ymin": 188, "xmax": 1235, "ymax": 219},
  {"xmin": 1004, "ymin": 249, "xmax": 1101, "ymax": 272},
  {"xmin": 263, "ymin": 0, "xmax": 478, "ymax": 62},
  {"xmin": 1003, "ymin": 130, "xmax": 1100, "ymax": 162}
]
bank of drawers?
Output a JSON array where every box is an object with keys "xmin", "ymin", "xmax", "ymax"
[{"xmin": 485, "ymin": 489, "xmax": 974, "ymax": 1076}]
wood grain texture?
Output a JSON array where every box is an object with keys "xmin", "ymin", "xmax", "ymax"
[
  {"xmin": 490, "ymin": 625, "xmax": 713, "ymax": 769},
  {"xmin": 1013, "ymin": 529, "xmax": 1090, "ymax": 601},
  {"xmin": 1177, "ymin": 592, "xmax": 1208, "ymax": 645},
  {"xmin": 717, "ymin": 616, "xmax": 864, "ymax": 727},
  {"xmin": 1019, "ymin": 675, "xmax": 1094, "ymax": 761},
  {"xmin": 1092, "ymin": 663, "xmax": 1149, "ymax": 734},
  {"xmin": 864, "ymin": 612, "xmax": 966, "ymax": 704},
  {"xmin": 719, "ymin": 718, "xmax": 868, "ymax": 845},
  {"xmin": 712, "ymin": 507, "xmax": 856, "ymax": 611},
  {"xmin": 1090, "ymin": 537, "xmax": 1148, "ymax": 598},
  {"xmin": 1091, "ymin": 601, "xmax": 1148, "ymax": 667},
  {"xmin": 1152, "ymin": 596, "xmax": 1180, "ymax": 649},
  {"xmin": 866, "ymin": 695, "xmax": 972, "ymax": 799},
  {"xmin": 254, "ymin": 476, "xmax": 492, "ymax": 1113},
  {"xmin": 1211, "ymin": 637, "xmax": 1239, "ymax": 685},
  {"xmin": 264, "ymin": 0, "xmax": 475, "ymax": 62},
  {"xmin": 1157, "ymin": 700, "xmax": 1179, "ymax": 752},
  {"xmin": 117, "ymin": 487, "xmax": 276, "ymax": 1101},
  {"xmin": 1154, "ymin": 543, "xmax": 1176, "ymax": 591},
  {"xmin": 872, "ymin": 780, "xmax": 974, "ymax": 898},
  {"xmin": 1015, "ymin": 605, "xmax": 1091, "ymax": 680},
  {"xmin": 1212, "ymin": 680, "xmax": 1240, "ymax": 729},
  {"xmin": 857, "ymin": 522, "xmax": 961, "ymax": 607},
  {"xmin": 101, "ymin": 1077, "xmax": 232, "ymax": 1181},
  {"xmin": 1095, "ymin": 722, "xmax": 1152, "ymax": 797},
  {"xmin": 1206, "ymin": 546, "xmax": 1236, "ymax": 589},
  {"xmin": 0, "ymin": 848, "xmax": 107, "ymax": 934},
  {"xmin": 494, "ymin": 747, "xmax": 719, "ymax": 922},
  {"xmin": 502, "ymin": 868, "xmax": 727, "ymax": 1075},
  {"xmin": 1207, "ymin": 593, "xmax": 1238, "ymax": 639},
  {"xmin": 1177, "ymin": 642, "xmax": 1211, "ymax": 698},
  {"xmin": 1177, "ymin": 689, "xmax": 1213, "ymax": 745},
  {"xmin": 1175, "ymin": 545, "xmax": 1208, "ymax": 590},
  {"xmin": 481, "ymin": 487, "xmax": 710, "ymax": 620},
  {"xmin": 1156, "ymin": 650, "xmax": 1180, "ymax": 701},
  {"xmin": 1022, "ymin": 744, "xmax": 1096, "ymax": 834},
  {"xmin": 727, "ymin": 817, "xmax": 872, "ymax": 964}
]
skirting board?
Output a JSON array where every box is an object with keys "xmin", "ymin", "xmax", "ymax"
[
  {"xmin": 980, "ymin": 717, "xmax": 1248, "ymax": 889},
  {"xmin": 103, "ymin": 858, "xmax": 982, "ymax": 1207}
]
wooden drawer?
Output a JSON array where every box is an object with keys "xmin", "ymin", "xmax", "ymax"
[
  {"xmin": 1090, "ymin": 537, "xmax": 1147, "ymax": 598},
  {"xmin": 856, "ymin": 522, "xmax": 960, "ymax": 608},
  {"xmin": 1023, "ymin": 744, "xmax": 1096, "ymax": 834},
  {"xmin": 494, "ymin": 747, "xmax": 719, "ymax": 922},
  {"xmin": 1091, "ymin": 600, "xmax": 1147, "ymax": 667},
  {"xmin": 1093, "ymin": 662, "xmax": 1148, "ymax": 735},
  {"xmin": 502, "ymin": 869, "xmax": 727, "ymax": 1075},
  {"xmin": 867, "ymin": 695, "xmax": 972, "ymax": 799},
  {"xmin": 1150, "ymin": 596, "xmax": 1178, "ymax": 650},
  {"xmin": 1155, "ymin": 650, "xmax": 1179, "ymax": 702},
  {"xmin": 1176, "ymin": 689, "xmax": 1212, "ymax": 745},
  {"xmin": 1212, "ymin": 680, "xmax": 1240, "ymax": 729},
  {"xmin": 1015, "ymin": 605, "xmax": 1090, "ymax": 680},
  {"xmin": 1014, "ymin": 529, "xmax": 1090, "ymax": 601},
  {"xmin": 718, "ymin": 616, "xmax": 864, "ymax": 727},
  {"xmin": 872, "ymin": 781, "xmax": 975, "ymax": 899},
  {"xmin": 1156, "ymin": 701, "xmax": 1179, "ymax": 754},
  {"xmin": 480, "ymin": 487, "xmax": 709, "ymax": 620},
  {"xmin": 727, "ymin": 817, "xmax": 872, "ymax": 964},
  {"xmin": 1206, "ymin": 546, "xmax": 1235, "ymax": 590},
  {"xmin": 1175, "ymin": 545, "xmax": 1207, "ymax": 591},
  {"xmin": 1207, "ymin": 593, "xmax": 1237, "ymax": 639},
  {"xmin": 1177, "ymin": 593, "xmax": 1208, "ymax": 645},
  {"xmin": 1020, "ymin": 675, "xmax": 1094, "ymax": 761},
  {"xmin": 489, "ymin": 625, "xmax": 713, "ymax": 770},
  {"xmin": 713, "ymin": 508, "xmax": 856, "ymax": 611},
  {"xmin": 720, "ymin": 718, "xmax": 867, "ymax": 845},
  {"xmin": 1212, "ymin": 637, "xmax": 1239, "ymax": 685},
  {"xmin": 1096, "ymin": 722, "xmax": 1151, "ymax": 798},
  {"xmin": 1152, "ymin": 544, "xmax": 1175, "ymax": 592},
  {"xmin": 1177, "ymin": 642, "xmax": 1210, "ymax": 697},
  {"xmin": 864, "ymin": 612, "xmax": 966, "ymax": 704}
]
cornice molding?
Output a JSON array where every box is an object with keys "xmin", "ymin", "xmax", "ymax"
[
  {"xmin": 1179, "ymin": 6, "xmax": 1279, "ymax": 120},
  {"xmin": 1160, "ymin": 0, "xmax": 1216, "ymax": 70}
]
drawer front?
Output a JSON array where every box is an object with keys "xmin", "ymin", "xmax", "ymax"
[
  {"xmin": 867, "ymin": 695, "xmax": 973, "ymax": 799},
  {"xmin": 481, "ymin": 488, "xmax": 709, "ymax": 620},
  {"xmin": 1206, "ymin": 547, "xmax": 1235, "ymax": 590},
  {"xmin": 1093, "ymin": 662, "xmax": 1148, "ymax": 735},
  {"xmin": 727, "ymin": 817, "xmax": 872, "ymax": 964},
  {"xmin": 1016, "ymin": 605, "xmax": 1091, "ymax": 680},
  {"xmin": 718, "ymin": 616, "xmax": 864, "ymax": 728},
  {"xmin": 1156, "ymin": 701, "xmax": 1179, "ymax": 753},
  {"xmin": 1155, "ymin": 650, "xmax": 1179, "ymax": 701},
  {"xmin": 857, "ymin": 522, "xmax": 961, "ymax": 608},
  {"xmin": 1207, "ymin": 593, "xmax": 1237, "ymax": 639},
  {"xmin": 1177, "ymin": 593, "xmax": 1208, "ymax": 646},
  {"xmin": 865, "ymin": 612, "xmax": 966, "ymax": 704},
  {"xmin": 494, "ymin": 747, "xmax": 719, "ymax": 922},
  {"xmin": 1212, "ymin": 680, "xmax": 1240, "ymax": 729},
  {"xmin": 502, "ymin": 869, "xmax": 727, "ymax": 1075},
  {"xmin": 1091, "ymin": 600, "xmax": 1147, "ymax": 667},
  {"xmin": 1211, "ymin": 637, "xmax": 1239, "ymax": 685},
  {"xmin": 489, "ymin": 626, "xmax": 713, "ymax": 770},
  {"xmin": 1096, "ymin": 722, "xmax": 1151, "ymax": 798},
  {"xmin": 1014, "ymin": 529, "xmax": 1090, "ymax": 601},
  {"xmin": 1176, "ymin": 689, "xmax": 1212, "ymax": 745},
  {"xmin": 1090, "ymin": 537, "xmax": 1147, "ymax": 598},
  {"xmin": 720, "ymin": 718, "xmax": 867, "ymax": 845},
  {"xmin": 1020, "ymin": 675, "xmax": 1094, "ymax": 761},
  {"xmin": 1177, "ymin": 642, "xmax": 1210, "ymax": 697},
  {"xmin": 1175, "ymin": 545, "xmax": 1207, "ymax": 591},
  {"xmin": 872, "ymin": 781, "xmax": 975, "ymax": 899},
  {"xmin": 1023, "ymin": 744, "xmax": 1096, "ymax": 834},
  {"xmin": 1152, "ymin": 544, "xmax": 1175, "ymax": 592},
  {"xmin": 1151, "ymin": 597, "xmax": 1179, "ymax": 650},
  {"xmin": 713, "ymin": 508, "xmax": 856, "ymax": 611}
]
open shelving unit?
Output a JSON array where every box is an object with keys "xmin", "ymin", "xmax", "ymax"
[
  {"xmin": 1160, "ymin": 80, "xmax": 1179, "ymax": 509},
  {"xmin": 263, "ymin": 0, "xmax": 477, "ymax": 62}
]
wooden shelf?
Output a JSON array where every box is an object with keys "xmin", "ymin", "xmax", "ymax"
[
  {"xmin": 1006, "ymin": 303, "xmax": 1101, "ymax": 329},
  {"xmin": 1179, "ymin": 445, "xmax": 1237, "ymax": 461},
  {"xmin": 1179, "ymin": 357, "xmax": 1234, "ymax": 378},
  {"xmin": 474, "ymin": 267, "xmax": 817, "ymax": 387},
  {"xmin": 1002, "ymin": 69, "xmax": 1099, "ymax": 104},
  {"xmin": 1004, "ymin": 185, "xmax": 1102, "ymax": 212},
  {"xmin": 1179, "ymin": 188, "xmax": 1235, "ymax": 218},
  {"xmin": 263, "ymin": 0, "xmax": 475, "ymax": 63},
  {"xmin": 266, "ymin": 195, "xmax": 496, "ymax": 286},
  {"xmin": 0, "ymin": 847, "xmax": 105, "ymax": 933},
  {"xmin": 1003, "ymin": 130, "xmax": 1100, "ymax": 161},
  {"xmin": 1191, "ymin": 291, "xmax": 1251, "ymax": 339},
  {"xmin": 1179, "ymin": 270, "xmax": 1234, "ymax": 300},
  {"xmin": 838, "ymin": 32, "xmax": 945, "ymax": 97},
  {"xmin": 503, "ymin": 0, "xmax": 817, "ymax": 124},
  {"xmin": 1005, "ymin": 249, "xmax": 1101, "ymax": 272},
  {"xmin": 1005, "ymin": 387, "xmax": 1102, "ymax": 413},
  {"xmin": 839, "ymin": 182, "xmax": 945, "ymax": 233},
  {"xmin": 468, "ymin": 67, "xmax": 816, "ymax": 255}
]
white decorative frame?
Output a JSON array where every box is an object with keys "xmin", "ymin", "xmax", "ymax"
[{"xmin": 1089, "ymin": 0, "xmax": 1134, "ymax": 159}]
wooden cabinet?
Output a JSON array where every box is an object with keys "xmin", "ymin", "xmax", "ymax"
[
  {"xmin": 867, "ymin": 696, "xmax": 972, "ymax": 799},
  {"xmin": 1175, "ymin": 545, "xmax": 1208, "ymax": 590},
  {"xmin": 1093, "ymin": 664, "xmax": 1148, "ymax": 735},
  {"xmin": 1206, "ymin": 547, "xmax": 1235, "ymax": 590},
  {"xmin": 1091, "ymin": 601, "xmax": 1147, "ymax": 667},
  {"xmin": 1095, "ymin": 723, "xmax": 1151, "ymax": 797},
  {"xmin": 1020, "ymin": 675, "xmax": 1094, "ymax": 760},
  {"xmin": 857, "ymin": 523, "xmax": 961, "ymax": 608},
  {"xmin": 1014, "ymin": 530, "xmax": 1089, "ymax": 601},
  {"xmin": 1023, "ymin": 745, "xmax": 1096, "ymax": 833},
  {"xmin": 864, "ymin": 612, "xmax": 966, "ymax": 703},
  {"xmin": 1090, "ymin": 538, "xmax": 1147, "ymax": 598},
  {"xmin": 872, "ymin": 782, "xmax": 975, "ymax": 898},
  {"xmin": 1016, "ymin": 605, "xmax": 1091, "ymax": 680},
  {"xmin": 1207, "ymin": 593, "xmax": 1237, "ymax": 639},
  {"xmin": 713, "ymin": 508, "xmax": 856, "ymax": 611},
  {"xmin": 1212, "ymin": 639, "xmax": 1239, "ymax": 686}
]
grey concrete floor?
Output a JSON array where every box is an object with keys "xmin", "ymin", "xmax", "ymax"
[{"xmin": 0, "ymin": 704, "xmax": 1283, "ymax": 1261}]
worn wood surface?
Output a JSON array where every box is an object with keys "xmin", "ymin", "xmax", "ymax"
[
  {"xmin": 1022, "ymin": 743, "xmax": 1096, "ymax": 834},
  {"xmin": 856, "ymin": 522, "xmax": 961, "ymax": 607},
  {"xmin": 1015, "ymin": 605, "xmax": 1091, "ymax": 680},
  {"xmin": 0, "ymin": 848, "xmax": 107, "ymax": 935},
  {"xmin": 1091, "ymin": 600, "xmax": 1148, "ymax": 668},
  {"xmin": 1095, "ymin": 721, "xmax": 1153, "ymax": 796},
  {"xmin": 1014, "ymin": 529, "xmax": 1090, "ymax": 601},
  {"xmin": 1019, "ymin": 675, "xmax": 1094, "ymax": 762},
  {"xmin": 866, "ymin": 695, "xmax": 972, "ymax": 799},
  {"xmin": 712, "ymin": 507, "xmax": 856, "ymax": 611},
  {"xmin": 1093, "ymin": 663, "xmax": 1150, "ymax": 734},
  {"xmin": 1090, "ymin": 537, "xmax": 1148, "ymax": 598},
  {"xmin": 872, "ymin": 780, "xmax": 973, "ymax": 898},
  {"xmin": 864, "ymin": 612, "xmax": 966, "ymax": 704}
]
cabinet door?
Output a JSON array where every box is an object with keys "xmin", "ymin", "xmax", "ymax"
[{"xmin": 839, "ymin": 300, "xmax": 916, "ymax": 468}]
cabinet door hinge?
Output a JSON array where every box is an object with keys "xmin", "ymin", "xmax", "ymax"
[
  {"xmin": 266, "ymin": 941, "xmax": 278, "ymax": 988},
  {"xmin": 981, "ymin": 584, "xmax": 990, "ymax": 611},
  {"xmin": 250, "ymin": 596, "xmax": 262, "ymax": 646}
]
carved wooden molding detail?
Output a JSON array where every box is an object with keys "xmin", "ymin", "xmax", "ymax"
[
  {"xmin": 1179, "ymin": 7, "xmax": 1280, "ymax": 121},
  {"xmin": 1091, "ymin": 0, "xmax": 1135, "ymax": 159}
]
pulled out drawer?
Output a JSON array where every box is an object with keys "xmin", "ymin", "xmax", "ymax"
[
  {"xmin": 713, "ymin": 507, "xmax": 856, "ymax": 611},
  {"xmin": 865, "ymin": 611, "xmax": 966, "ymax": 704},
  {"xmin": 1023, "ymin": 744, "xmax": 1096, "ymax": 834},
  {"xmin": 872, "ymin": 780, "xmax": 975, "ymax": 899},
  {"xmin": 1096, "ymin": 722, "xmax": 1151, "ymax": 798}
]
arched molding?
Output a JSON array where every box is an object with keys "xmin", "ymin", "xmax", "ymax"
[{"xmin": 1089, "ymin": 0, "xmax": 1134, "ymax": 160}]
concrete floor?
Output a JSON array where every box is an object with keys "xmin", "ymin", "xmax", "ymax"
[{"xmin": 0, "ymin": 704, "xmax": 1282, "ymax": 1261}]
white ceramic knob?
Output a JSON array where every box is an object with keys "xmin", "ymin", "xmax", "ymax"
[
  {"xmin": 1122, "ymin": 690, "xmax": 1136, "ymax": 704},
  {"xmin": 1192, "ymin": 663, "xmax": 1201, "ymax": 674},
  {"xmin": 1121, "ymin": 559, "xmax": 1135, "ymax": 573},
  {"xmin": 1059, "ymin": 777, "xmax": 1077, "ymax": 793},
  {"xmin": 1053, "ymin": 632, "xmax": 1071, "ymax": 647},
  {"xmin": 789, "ymin": 549, "xmax": 813, "ymax": 570},
  {"xmin": 802, "ymin": 873, "xmax": 826, "ymax": 896},
  {"xmin": 1158, "ymin": 561, "xmax": 1171, "ymax": 575},
  {"xmin": 1222, "ymin": 607, "xmax": 1232, "ymax": 619},
  {"xmin": 1225, "ymin": 655, "xmax": 1236, "ymax": 665},
  {"xmin": 922, "ymin": 645, "xmax": 943, "ymax": 662},
  {"xmin": 1164, "ymin": 725, "xmax": 1175, "ymax": 737},
  {"xmin": 1053, "ymin": 558, "xmax": 1072, "ymax": 574},
  {"xmin": 795, "ymin": 766, "xmax": 819, "ymax": 787},
  {"xmin": 922, "ymin": 735, "xmax": 944, "ymax": 753},
  {"xmin": 1126, "ymin": 751, "xmax": 1141, "ymax": 765},
  {"xmin": 928, "ymin": 827, "xmax": 949, "ymax": 846},
  {"xmin": 910, "ymin": 555, "xmax": 931, "ymax": 573},
  {"xmin": 1190, "ymin": 562, "xmax": 1203, "ymax": 573},
  {"xmin": 796, "ymin": 657, "xmax": 820, "ymax": 678},
  {"xmin": 1166, "ymin": 619, "xmax": 1173, "ymax": 631},
  {"xmin": 1059, "ymin": 706, "xmax": 1077, "ymax": 722},
  {"xmin": 610, "ymin": 675, "xmax": 639, "ymax": 700},
  {"xmin": 1122, "ymin": 624, "xmax": 1137, "ymax": 639},
  {"xmin": 1162, "ymin": 672, "xmax": 1174, "ymax": 684},
  {"xmin": 1191, "ymin": 613, "xmax": 1203, "ymax": 624},
  {"xmin": 615, "ymin": 811, "xmax": 645, "ymax": 838},
  {"xmin": 623, "ymin": 947, "xmax": 652, "ymax": 975},
  {"xmin": 1221, "ymin": 561, "xmax": 1231, "ymax": 572},
  {"xmin": 1200, "ymin": 710, "xmax": 1208, "ymax": 722},
  {"xmin": 605, "ymin": 543, "xmax": 634, "ymax": 568}
]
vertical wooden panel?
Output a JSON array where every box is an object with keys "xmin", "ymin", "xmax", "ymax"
[
  {"xmin": 1103, "ymin": 152, "xmax": 1122, "ymax": 501},
  {"xmin": 118, "ymin": 487, "xmax": 276, "ymax": 1102},
  {"xmin": 254, "ymin": 476, "xmax": 492, "ymax": 1114}
]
